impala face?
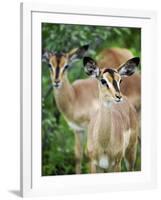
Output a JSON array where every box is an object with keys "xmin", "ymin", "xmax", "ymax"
[
  {"xmin": 43, "ymin": 45, "xmax": 89, "ymax": 88},
  {"xmin": 48, "ymin": 52, "xmax": 69, "ymax": 88},
  {"xmin": 83, "ymin": 56, "xmax": 140, "ymax": 104},
  {"xmin": 100, "ymin": 68, "xmax": 122, "ymax": 103}
]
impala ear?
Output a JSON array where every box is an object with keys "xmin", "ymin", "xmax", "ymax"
[
  {"xmin": 118, "ymin": 57, "xmax": 140, "ymax": 77},
  {"xmin": 42, "ymin": 50, "xmax": 54, "ymax": 63},
  {"xmin": 83, "ymin": 57, "xmax": 101, "ymax": 78},
  {"xmin": 68, "ymin": 44, "xmax": 89, "ymax": 62}
]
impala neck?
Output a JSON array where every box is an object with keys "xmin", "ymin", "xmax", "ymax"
[
  {"xmin": 53, "ymin": 72, "xmax": 75, "ymax": 118},
  {"xmin": 95, "ymin": 86, "xmax": 115, "ymax": 145}
]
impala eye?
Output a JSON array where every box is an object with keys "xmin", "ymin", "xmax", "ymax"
[
  {"xmin": 64, "ymin": 65, "xmax": 69, "ymax": 69},
  {"xmin": 63, "ymin": 65, "xmax": 69, "ymax": 73},
  {"xmin": 100, "ymin": 79, "xmax": 107, "ymax": 85},
  {"xmin": 100, "ymin": 78, "xmax": 109, "ymax": 88},
  {"xmin": 48, "ymin": 63, "xmax": 52, "ymax": 69},
  {"xmin": 120, "ymin": 79, "xmax": 122, "ymax": 84}
]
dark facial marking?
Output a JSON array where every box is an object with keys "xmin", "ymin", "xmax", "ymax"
[
  {"xmin": 103, "ymin": 68, "xmax": 116, "ymax": 78},
  {"xmin": 54, "ymin": 52, "xmax": 65, "ymax": 79},
  {"xmin": 55, "ymin": 66, "xmax": 60, "ymax": 80},
  {"xmin": 113, "ymin": 79, "xmax": 120, "ymax": 92},
  {"xmin": 55, "ymin": 52, "xmax": 63, "ymax": 66}
]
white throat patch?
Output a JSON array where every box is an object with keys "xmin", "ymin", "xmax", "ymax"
[
  {"xmin": 98, "ymin": 155, "xmax": 109, "ymax": 169},
  {"xmin": 68, "ymin": 121, "xmax": 84, "ymax": 132},
  {"xmin": 103, "ymin": 101, "xmax": 113, "ymax": 108}
]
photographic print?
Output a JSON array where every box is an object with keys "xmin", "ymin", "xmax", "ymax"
[
  {"xmin": 41, "ymin": 23, "xmax": 141, "ymax": 176},
  {"xmin": 21, "ymin": 3, "xmax": 156, "ymax": 196}
]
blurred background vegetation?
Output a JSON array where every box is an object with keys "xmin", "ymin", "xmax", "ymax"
[{"xmin": 42, "ymin": 23, "xmax": 141, "ymax": 176}]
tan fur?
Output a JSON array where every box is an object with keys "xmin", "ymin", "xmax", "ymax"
[
  {"xmin": 54, "ymin": 73, "xmax": 99, "ymax": 127},
  {"xmin": 87, "ymin": 82, "xmax": 139, "ymax": 173},
  {"xmin": 98, "ymin": 48, "xmax": 134, "ymax": 68}
]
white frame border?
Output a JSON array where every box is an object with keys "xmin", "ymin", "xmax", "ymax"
[{"xmin": 20, "ymin": 2, "xmax": 157, "ymax": 197}]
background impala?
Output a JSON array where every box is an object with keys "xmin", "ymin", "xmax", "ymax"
[{"xmin": 43, "ymin": 45, "xmax": 99, "ymax": 174}]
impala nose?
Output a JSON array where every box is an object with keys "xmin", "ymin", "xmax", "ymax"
[
  {"xmin": 55, "ymin": 80, "xmax": 60, "ymax": 84},
  {"xmin": 53, "ymin": 80, "xmax": 61, "ymax": 88},
  {"xmin": 115, "ymin": 94, "xmax": 122, "ymax": 102}
]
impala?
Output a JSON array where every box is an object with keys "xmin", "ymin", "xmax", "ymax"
[
  {"xmin": 83, "ymin": 56, "xmax": 140, "ymax": 173},
  {"xmin": 43, "ymin": 45, "xmax": 99, "ymax": 174}
]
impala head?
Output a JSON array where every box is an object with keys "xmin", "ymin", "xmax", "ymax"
[
  {"xmin": 83, "ymin": 56, "xmax": 140, "ymax": 103},
  {"xmin": 42, "ymin": 45, "xmax": 89, "ymax": 88}
]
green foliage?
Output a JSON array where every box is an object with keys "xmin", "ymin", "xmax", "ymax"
[
  {"xmin": 42, "ymin": 23, "xmax": 141, "ymax": 176},
  {"xmin": 42, "ymin": 23, "xmax": 141, "ymax": 56}
]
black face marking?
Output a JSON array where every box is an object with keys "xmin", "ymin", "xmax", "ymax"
[
  {"xmin": 55, "ymin": 52, "xmax": 62, "ymax": 66},
  {"xmin": 113, "ymin": 79, "xmax": 120, "ymax": 92},
  {"xmin": 103, "ymin": 68, "xmax": 116, "ymax": 78},
  {"xmin": 55, "ymin": 66, "xmax": 60, "ymax": 80},
  {"xmin": 54, "ymin": 52, "xmax": 65, "ymax": 79}
]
